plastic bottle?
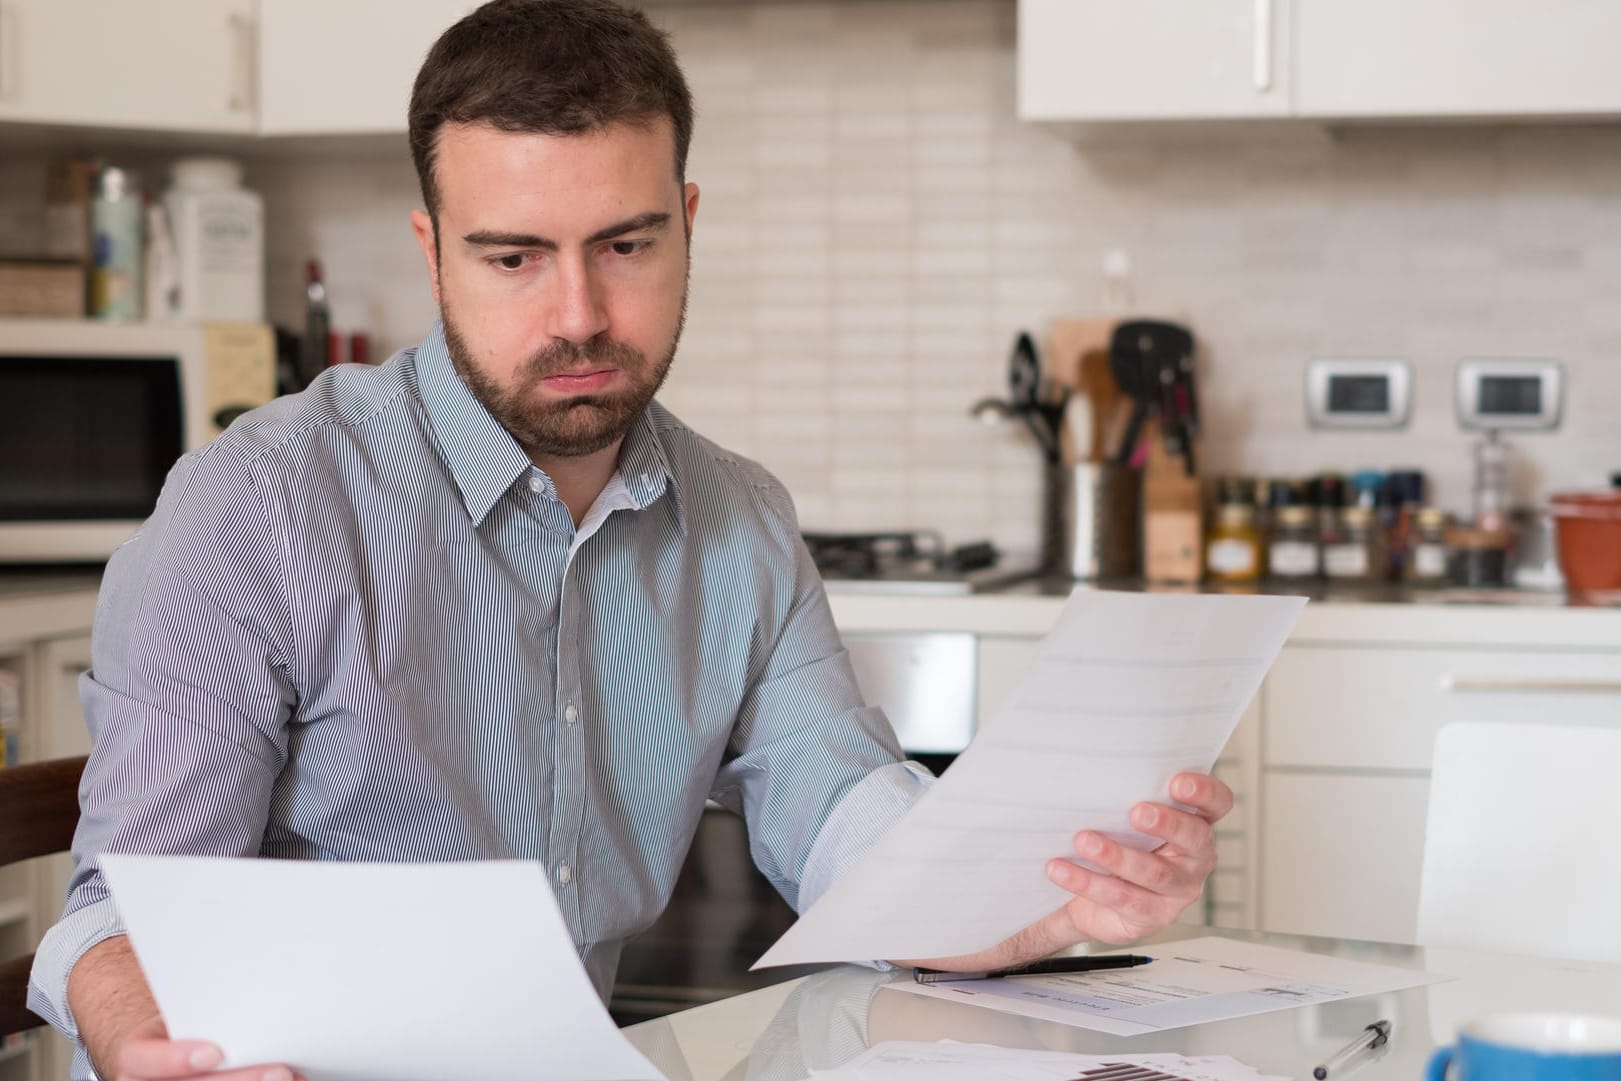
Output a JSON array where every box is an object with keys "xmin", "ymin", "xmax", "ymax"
[
  {"xmin": 164, "ymin": 157, "xmax": 265, "ymax": 322},
  {"xmin": 144, "ymin": 202, "xmax": 181, "ymax": 323},
  {"xmin": 90, "ymin": 166, "xmax": 143, "ymax": 321}
]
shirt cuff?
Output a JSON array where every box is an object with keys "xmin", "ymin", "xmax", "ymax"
[
  {"xmin": 798, "ymin": 759, "xmax": 932, "ymax": 916},
  {"xmin": 27, "ymin": 896, "xmax": 128, "ymax": 1042}
]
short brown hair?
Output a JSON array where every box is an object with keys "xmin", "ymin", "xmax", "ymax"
[{"xmin": 408, "ymin": 0, "xmax": 694, "ymax": 221}]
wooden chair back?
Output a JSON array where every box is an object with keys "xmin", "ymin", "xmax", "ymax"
[{"xmin": 0, "ymin": 754, "xmax": 87, "ymax": 1039}]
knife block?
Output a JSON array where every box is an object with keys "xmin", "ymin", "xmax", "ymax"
[{"xmin": 1141, "ymin": 424, "xmax": 1202, "ymax": 583}]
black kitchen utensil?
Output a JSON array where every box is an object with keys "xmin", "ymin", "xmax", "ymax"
[
  {"xmin": 1007, "ymin": 332, "xmax": 1064, "ymax": 465},
  {"xmin": 1108, "ymin": 320, "xmax": 1196, "ymax": 474}
]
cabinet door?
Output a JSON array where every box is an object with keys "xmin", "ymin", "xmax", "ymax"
[
  {"xmin": 1297, "ymin": 0, "xmax": 1621, "ymax": 118},
  {"xmin": 1017, "ymin": 0, "xmax": 1292, "ymax": 121},
  {"xmin": 258, "ymin": 0, "xmax": 479, "ymax": 135},
  {"xmin": 1265, "ymin": 645, "xmax": 1621, "ymax": 771},
  {"xmin": 0, "ymin": 0, "xmax": 256, "ymax": 132},
  {"xmin": 1259, "ymin": 772, "xmax": 1430, "ymax": 944}
]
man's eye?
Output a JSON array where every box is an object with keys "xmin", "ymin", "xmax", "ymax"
[
  {"xmin": 494, "ymin": 253, "xmax": 528, "ymax": 270},
  {"xmin": 610, "ymin": 240, "xmax": 647, "ymax": 257}
]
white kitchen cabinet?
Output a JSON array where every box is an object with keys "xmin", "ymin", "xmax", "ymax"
[
  {"xmin": 258, "ymin": 0, "xmax": 479, "ymax": 135},
  {"xmin": 1256, "ymin": 615, "xmax": 1621, "ymax": 946},
  {"xmin": 0, "ymin": 0, "xmax": 256, "ymax": 133},
  {"xmin": 1295, "ymin": 0, "xmax": 1621, "ymax": 119},
  {"xmin": 1259, "ymin": 771, "xmax": 1430, "ymax": 944},
  {"xmin": 1017, "ymin": 0, "xmax": 1294, "ymax": 121}
]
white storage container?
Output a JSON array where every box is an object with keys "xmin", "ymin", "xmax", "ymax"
[{"xmin": 163, "ymin": 157, "xmax": 264, "ymax": 322}]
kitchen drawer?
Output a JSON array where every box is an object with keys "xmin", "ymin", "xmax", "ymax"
[{"xmin": 1264, "ymin": 645, "xmax": 1621, "ymax": 771}]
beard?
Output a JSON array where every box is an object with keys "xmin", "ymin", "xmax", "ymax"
[{"xmin": 442, "ymin": 292, "xmax": 684, "ymax": 460}]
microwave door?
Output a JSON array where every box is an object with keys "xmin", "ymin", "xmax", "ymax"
[{"xmin": 0, "ymin": 354, "xmax": 183, "ymax": 561}]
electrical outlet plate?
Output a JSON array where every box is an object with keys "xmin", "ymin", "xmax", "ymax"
[
  {"xmin": 1456, "ymin": 358, "xmax": 1563, "ymax": 431},
  {"xmin": 1305, "ymin": 358, "xmax": 1412, "ymax": 430}
]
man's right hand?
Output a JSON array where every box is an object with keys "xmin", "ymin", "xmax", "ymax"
[{"xmin": 68, "ymin": 936, "xmax": 299, "ymax": 1081}]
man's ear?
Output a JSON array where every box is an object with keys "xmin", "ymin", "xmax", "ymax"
[
  {"xmin": 409, "ymin": 209, "xmax": 441, "ymax": 305},
  {"xmin": 682, "ymin": 182, "xmax": 701, "ymax": 239}
]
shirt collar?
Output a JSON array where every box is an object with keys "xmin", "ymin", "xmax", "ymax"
[{"xmin": 412, "ymin": 321, "xmax": 681, "ymax": 529}]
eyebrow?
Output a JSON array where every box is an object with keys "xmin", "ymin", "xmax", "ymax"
[{"xmin": 461, "ymin": 212, "xmax": 673, "ymax": 251}]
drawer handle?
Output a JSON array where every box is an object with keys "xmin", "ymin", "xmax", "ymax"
[
  {"xmin": 1442, "ymin": 676, "xmax": 1621, "ymax": 695},
  {"xmin": 1252, "ymin": 0, "xmax": 1275, "ymax": 92}
]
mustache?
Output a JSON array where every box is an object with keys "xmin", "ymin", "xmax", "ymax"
[{"xmin": 519, "ymin": 336, "xmax": 645, "ymax": 379}]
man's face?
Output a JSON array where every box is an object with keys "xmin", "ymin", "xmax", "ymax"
[{"xmin": 411, "ymin": 119, "xmax": 700, "ymax": 460}]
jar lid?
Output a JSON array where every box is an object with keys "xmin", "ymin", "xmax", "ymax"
[{"xmin": 170, "ymin": 157, "xmax": 245, "ymax": 190}]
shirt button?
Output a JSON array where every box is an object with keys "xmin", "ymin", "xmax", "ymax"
[
  {"xmin": 557, "ymin": 863, "xmax": 574, "ymax": 885},
  {"xmin": 564, "ymin": 703, "xmax": 579, "ymax": 725},
  {"xmin": 528, "ymin": 475, "xmax": 545, "ymax": 494}
]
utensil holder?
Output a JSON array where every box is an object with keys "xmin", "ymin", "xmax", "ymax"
[{"xmin": 1045, "ymin": 462, "xmax": 1142, "ymax": 580}]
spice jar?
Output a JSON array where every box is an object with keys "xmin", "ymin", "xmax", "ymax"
[
  {"xmin": 1206, "ymin": 503, "xmax": 1262, "ymax": 583},
  {"xmin": 1267, "ymin": 505, "xmax": 1320, "ymax": 582},
  {"xmin": 1323, "ymin": 506, "xmax": 1384, "ymax": 584},
  {"xmin": 1406, "ymin": 507, "xmax": 1450, "ymax": 586}
]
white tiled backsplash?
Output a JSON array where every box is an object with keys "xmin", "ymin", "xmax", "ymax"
[{"xmin": 19, "ymin": 0, "xmax": 1621, "ymax": 554}]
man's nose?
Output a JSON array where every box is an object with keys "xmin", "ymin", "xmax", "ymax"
[{"xmin": 548, "ymin": 255, "xmax": 610, "ymax": 345}]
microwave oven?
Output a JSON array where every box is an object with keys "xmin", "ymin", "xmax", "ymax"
[{"xmin": 0, "ymin": 318, "xmax": 277, "ymax": 563}]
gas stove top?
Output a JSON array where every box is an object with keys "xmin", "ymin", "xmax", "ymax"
[{"xmin": 802, "ymin": 531, "xmax": 1039, "ymax": 595}]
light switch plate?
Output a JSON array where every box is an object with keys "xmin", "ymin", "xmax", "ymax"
[
  {"xmin": 1305, "ymin": 358, "xmax": 1411, "ymax": 430},
  {"xmin": 1456, "ymin": 358, "xmax": 1563, "ymax": 431}
]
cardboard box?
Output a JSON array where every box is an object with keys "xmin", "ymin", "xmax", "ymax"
[{"xmin": 0, "ymin": 259, "xmax": 86, "ymax": 317}]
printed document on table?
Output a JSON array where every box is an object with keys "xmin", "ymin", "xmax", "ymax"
[
  {"xmin": 98, "ymin": 855, "xmax": 664, "ymax": 1081},
  {"xmin": 755, "ymin": 590, "xmax": 1306, "ymax": 968},
  {"xmin": 796, "ymin": 1040, "xmax": 1290, "ymax": 1081},
  {"xmin": 886, "ymin": 937, "xmax": 1444, "ymax": 1036}
]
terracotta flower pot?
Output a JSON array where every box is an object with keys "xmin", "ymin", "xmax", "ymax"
[{"xmin": 1549, "ymin": 491, "xmax": 1621, "ymax": 594}]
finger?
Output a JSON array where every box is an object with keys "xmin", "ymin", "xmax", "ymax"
[
  {"xmin": 1046, "ymin": 857, "xmax": 1178, "ymax": 928},
  {"xmin": 119, "ymin": 1037, "xmax": 296, "ymax": 1081},
  {"xmin": 1071, "ymin": 829, "xmax": 1208, "ymax": 896},
  {"xmin": 1128, "ymin": 802, "xmax": 1215, "ymax": 859},
  {"xmin": 1169, "ymin": 772, "xmax": 1234, "ymax": 822}
]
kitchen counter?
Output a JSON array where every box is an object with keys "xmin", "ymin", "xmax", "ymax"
[{"xmin": 827, "ymin": 577, "xmax": 1621, "ymax": 647}]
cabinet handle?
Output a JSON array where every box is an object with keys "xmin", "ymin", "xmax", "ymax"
[
  {"xmin": 1252, "ymin": 0, "xmax": 1274, "ymax": 92},
  {"xmin": 228, "ymin": 11, "xmax": 256, "ymax": 114},
  {"xmin": 1442, "ymin": 676, "xmax": 1621, "ymax": 695}
]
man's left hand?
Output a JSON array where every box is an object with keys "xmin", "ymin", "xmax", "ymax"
[
  {"xmin": 1040, "ymin": 770, "xmax": 1232, "ymax": 946},
  {"xmin": 899, "ymin": 771, "xmax": 1232, "ymax": 972}
]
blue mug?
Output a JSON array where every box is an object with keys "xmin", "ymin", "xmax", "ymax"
[{"xmin": 1427, "ymin": 1013, "xmax": 1621, "ymax": 1081}]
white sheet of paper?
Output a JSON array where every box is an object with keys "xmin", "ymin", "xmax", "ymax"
[
  {"xmin": 756, "ymin": 590, "xmax": 1307, "ymax": 967},
  {"xmin": 886, "ymin": 937, "xmax": 1445, "ymax": 1035},
  {"xmin": 98, "ymin": 855, "xmax": 664, "ymax": 1081},
  {"xmin": 797, "ymin": 1040, "xmax": 1290, "ymax": 1081}
]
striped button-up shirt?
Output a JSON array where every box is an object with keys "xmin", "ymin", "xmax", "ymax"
[{"xmin": 31, "ymin": 323, "xmax": 928, "ymax": 1076}]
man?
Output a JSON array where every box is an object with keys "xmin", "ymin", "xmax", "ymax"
[{"xmin": 30, "ymin": 3, "xmax": 1232, "ymax": 1079}]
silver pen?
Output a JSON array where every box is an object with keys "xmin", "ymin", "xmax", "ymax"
[{"xmin": 1312, "ymin": 1019, "xmax": 1391, "ymax": 1079}]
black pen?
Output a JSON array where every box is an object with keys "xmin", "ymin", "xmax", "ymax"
[
  {"xmin": 1312, "ymin": 1020, "xmax": 1391, "ymax": 1079},
  {"xmin": 913, "ymin": 954, "xmax": 1153, "ymax": 983}
]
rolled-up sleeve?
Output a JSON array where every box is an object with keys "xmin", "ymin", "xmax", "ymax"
[{"xmin": 28, "ymin": 445, "xmax": 296, "ymax": 1043}]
